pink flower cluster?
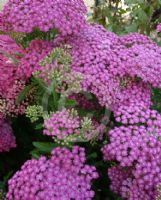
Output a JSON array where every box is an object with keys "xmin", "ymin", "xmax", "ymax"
[
  {"xmin": 43, "ymin": 109, "xmax": 80, "ymax": 139},
  {"xmin": 17, "ymin": 39, "xmax": 53, "ymax": 79},
  {"xmin": 156, "ymin": 24, "xmax": 161, "ymax": 32},
  {"xmin": 0, "ymin": 37, "xmax": 53, "ymax": 119},
  {"xmin": 54, "ymin": 24, "xmax": 161, "ymax": 199},
  {"xmin": 0, "ymin": 0, "xmax": 87, "ymax": 35},
  {"xmin": 107, "ymin": 166, "xmax": 157, "ymax": 200},
  {"xmin": 108, "ymin": 166, "xmax": 133, "ymax": 199},
  {"xmin": 43, "ymin": 108, "xmax": 106, "ymax": 142},
  {"xmin": 118, "ymin": 32, "xmax": 153, "ymax": 45},
  {"xmin": 0, "ymin": 119, "xmax": 16, "ymax": 152},
  {"xmin": 0, "ymin": 80, "xmax": 28, "ymax": 119},
  {"xmin": 102, "ymin": 124, "xmax": 161, "ymax": 199},
  {"xmin": 55, "ymin": 24, "xmax": 161, "ymax": 110},
  {"xmin": 0, "ymin": 34, "xmax": 23, "ymax": 96},
  {"xmin": 118, "ymin": 43, "xmax": 161, "ymax": 87},
  {"xmin": 6, "ymin": 146, "xmax": 98, "ymax": 200},
  {"xmin": 0, "ymin": 34, "xmax": 30, "ymax": 118},
  {"xmin": 112, "ymin": 80, "xmax": 151, "ymax": 112}
]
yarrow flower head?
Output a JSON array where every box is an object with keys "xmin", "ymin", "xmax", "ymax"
[
  {"xmin": 25, "ymin": 105, "xmax": 43, "ymax": 123},
  {"xmin": 43, "ymin": 109, "xmax": 80, "ymax": 140},
  {"xmin": 35, "ymin": 47, "xmax": 83, "ymax": 99},
  {"xmin": 102, "ymin": 125, "xmax": 161, "ymax": 200},
  {"xmin": 0, "ymin": 34, "xmax": 23, "ymax": 96},
  {"xmin": 156, "ymin": 24, "xmax": 161, "ymax": 32},
  {"xmin": 0, "ymin": 0, "xmax": 87, "ymax": 35},
  {"xmin": 0, "ymin": 119, "xmax": 16, "ymax": 152},
  {"xmin": 0, "ymin": 34, "xmax": 31, "ymax": 118},
  {"xmin": 18, "ymin": 39, "xmax": 54, "ymax": 79},
  {"xmin": 55, "ymin": 24, "xmax": 161, "ymax": 110},
  {"xmin": 6, "ymin": 146, "xmax": 98, "ymax": 200},
  {"xmin": 107, "ymin": 166, "xmax": 157, "ymax": 200},
  {"xmin": 43, "ymin": 108, "xmax": 106, "ymax": 144}
]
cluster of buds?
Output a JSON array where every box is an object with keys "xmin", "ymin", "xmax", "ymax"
[{"xmin": 25, "ymin": 105, "xmax": 44, "ymax": 123}]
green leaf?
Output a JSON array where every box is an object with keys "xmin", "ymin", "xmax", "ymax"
[
  {"xmin": 35, "ymin": 124, "xmax": 43, "ymax": 130},
  {"xmin": 124, "ymin": 0, "xmax": 135, "ymax": 5},
  {"xmin": 87, "ymin": 152, "xmax": 97, "ymax": 160},
  {"xmin": 16, "ymin": 82, "xmax": 36, "ymax": 104},
  {"xmin": 133, "ymin": 8, "xmax": 148, "ymax": 23},
  {"xmin": 30, "ymin": 149, "xmax": 41, "ymax": 159},
  {"xmin": 82, "ymin": 92, "xmax": 93, "ymax": 100},
  {"xmin": 125, "ymin": 23, "xmax": 138, "ymax": 33},
  {"xmin": 32, "ymin": 77, "xmax": 48, "ymax": 92},
  {"xmin": 65, "ymin": 99, "xmax": 77, "ymax": 108},
  {"xmin": 32, "ymin": 142, "xmax": 58, "ymax": 153}
]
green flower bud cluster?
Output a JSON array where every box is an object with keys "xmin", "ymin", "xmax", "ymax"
[
  {"xmin": 80, "ymin": 117, "xmax": 93, "ymax": 133},
  {"xmin": 40, "ymin": 47, "xmax": 71, "ymax": 69},
  {"xmin": 25, "ymin": 105, "xmax": 43, "ymax": 122},
  {"xmin": 37, "ymin": 47, "xmax": 83, "ymax": 97},
  {"xmin": 69, "ymin": 108, "xmax": 79, "ymax": 118},
  {"xmin": 80, "ymin": 117, "xmax": 106, "ymax": 143},
  {"xmin": 53, "ymin": 134, "xmax": 84, "ymax": 146}
]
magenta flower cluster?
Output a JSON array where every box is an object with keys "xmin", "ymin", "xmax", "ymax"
[
  {"xmin": 17, "ymin": 39, "xmax": 53, "ymax": 79},
  {"xmin": 55, "ymin": 24, "xmax": 161, "ymax": 110},
  {"xmin": 0, "ymin": 36, "xmax": 54, "ymax": 119},
  {"xmin": 0, "ymin": 0, "xmax": 87, "ymax": 35},
  {"xmin": 0, "ymin": 34, "xmax": 30, "ymax": 119},
  {"xmin": 6, "ymin": 146, "xmax": 98, "ymax": 200},
  {"xmin": 44, "ymin": 109, "xmax": 80, "ymax": 139},
  {"xmin": 157, "ymin": 23, "xmax": 161, "ymax": 32},
  {"xmin": 0, "ymin": 34, "xmax": 24, "ymax": 97},
  {"xmin": 0, "ymin": 119, "xmax": 16, "ymax": 152},
  {"xmin": 55, "ymin": 24, "xmax": 161, "ymax": 199},
  {"xmin": 102, "ymin": 123, "xmax": 161, "ymax": 200},
  {"xmin": 107, "ymin": 165, "xmax": 159, "ymax": 200}
]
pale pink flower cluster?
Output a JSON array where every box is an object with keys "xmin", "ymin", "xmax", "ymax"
[
  {"xmin": 0, "ymin": 35, "xmax": 30, "ymax": 118},
  {"xmin": 43, "ymin": 109, "xmax": 80, "ymax": 139}
]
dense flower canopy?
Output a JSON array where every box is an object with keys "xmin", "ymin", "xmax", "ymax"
[
  {"xmin": 55, "ymin": 24, "xmax": 161, "ymax": 110},
  {"xmin": 56, "ymin": 24, "xmax": 161, "ymax": 199},
  {"xmin": 6, "ymin": 146, "xmax": 98, "ymax": 200},
  {"xmin": 102, "ymin": 123, "xmax": 161, "ymax": 199},
  {"xmin": 0, "ymin": 0, "xmax": 87, "ymax": 35},
  {"xmin": 0, "ymin": 0, "xmax": 161, "ymax": 199}
]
